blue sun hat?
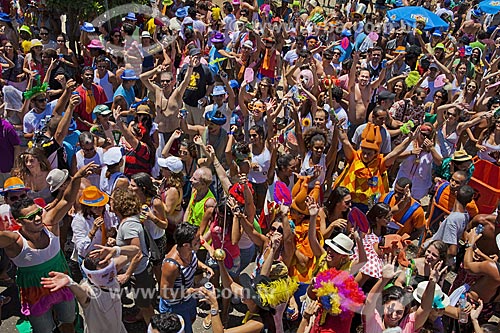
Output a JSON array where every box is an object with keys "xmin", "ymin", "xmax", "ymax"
[{"xmin": 205, "ymin": 108, "xmax": 227, "ymax": 125}]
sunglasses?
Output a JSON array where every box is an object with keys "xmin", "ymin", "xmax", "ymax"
[
  {"xmin": 160, "ymin": 79, "xmax": 172, "ymax": 83},
  {"xmin": 446, "ymin": 111, "xmax": 457, "ymax": 117},
  {"xmin": 270, "ymin": 225, "xmax": 283, "ymax": 234},
  {"xmin": 434, "ymin": 95, "xmax": 443, "ymax": 99},
  {"xmin": 39, "ymin": 33, "xmax": 48, "ymax": 36},
  {"xmin": 8, "ymin": 193, "xmax": 27, "ymax": 202},
  {"xmin": 18, "ymin": 207, "xmax": 43, "ymax": 221},
  {"xmin": 35, "ymin": 98, "xmax": 48, "ymax": 103},
  {"xmin": 4, "ymin": 45, "xmax": 12, "ymax": 48},
  {"xmin": 97, "ymin": 65, "xmax": 106, "ymax": 69},
  {"xmin": 57, "ymin": 40, "xmax": 65, "ymax": 43},
  {"xmin": 250, "ymin": 133, "xmax": 259, "ymax": 138}
]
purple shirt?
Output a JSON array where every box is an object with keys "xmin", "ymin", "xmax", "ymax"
[{"xmin": 0, "ymin": 119, "xmax": 21, "ymax": 172}]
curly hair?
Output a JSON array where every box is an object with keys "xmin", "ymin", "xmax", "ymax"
[
  {"xmin": 17, "ymin": 147, "xmax": 51, "ymax": 179},
  {"xmin": 111, "ymin": 187, "xmax": 141, "ymax": 218},
  {"xmin": 180, "ymin": 139, "xmax": 198, "ymax": 159},
  {"xmin": 303, "ymin": 127, "xmax": 329, "ymax": 151}
]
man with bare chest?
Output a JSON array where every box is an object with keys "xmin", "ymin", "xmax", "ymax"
[
  {"xmin": 348, "ymin": 52, "xmax": 391, "ymax": 136},
  {"xmin": 140, "ymin": 57, "xmax": 195, "ymax": 153}
]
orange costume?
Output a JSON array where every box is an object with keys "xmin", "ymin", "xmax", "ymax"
[
  {"xmin": 289, "ymin": 176, "xmax": 322, "ymax": 283},
  {"xmin": 334, "ymin": 123, "xmax": 389, "ymax": 211}
]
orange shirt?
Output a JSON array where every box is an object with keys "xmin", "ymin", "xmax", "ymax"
[
  {"xmin": 435, "ymin": 183, "xmax": 479, "ymax": 217},
  {"xmin": 380, "ymin": 192, "xmax": 426, "ymax": 236}
]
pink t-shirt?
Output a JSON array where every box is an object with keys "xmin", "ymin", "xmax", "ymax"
[{"xmin": 364, "ymin": 311, "xmax": 416, "ymax": 333}]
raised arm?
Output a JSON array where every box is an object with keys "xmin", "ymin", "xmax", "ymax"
[
  {"xmin": 306, "ymin": 197, "xmax": 325, "ymax": 259},
  {"xmin": 53, "ymin": 91, "xmax": 79, "ymax": 145}
]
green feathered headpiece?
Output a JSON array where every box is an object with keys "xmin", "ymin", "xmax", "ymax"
[{"xmin": 23, "ymin": 82, "xmax": 48, "ymax": 100}]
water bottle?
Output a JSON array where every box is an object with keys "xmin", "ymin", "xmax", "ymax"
[
  {"xmin": 458, "ymin": 293, "xmax": 468, "ymax": 323},
  {"xmin": 476, "ymin": 224, "xmax": 484, "ymax": 234}
]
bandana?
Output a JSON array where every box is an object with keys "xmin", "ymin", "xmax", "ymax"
[{"xmin": 81, "ymin": 260, "xmax": 118, "ymax": 289}]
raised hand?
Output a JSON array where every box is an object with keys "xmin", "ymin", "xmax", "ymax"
[
  {"xmin": 381, "ymin": 253, "xmax": 402, "ymax": 280},
  {"xmin": 41, "ymin": 271, "xmax": 72, "ymax": 292},
  {"xmin": 75, "ymin": 162, "xmax": 98, "ymax": 179},
  {"xmin": 429, "ymin": 260, "xmax": 447, "ymax": 283},
  {"xmin": 470, "ymin": 299, "xmax": 483, "ymax": 321},
  {"xmin": 305, "ymin": 195, "xmax": 319, "ymax": 216},
  {"xmin": 193, "ymin": 135, "xmax": 204, "ymax": 146},
  {"xmin": 89, "ymin": 244, "xmax": 119, "ymax": 265},
  {"xmin": 171, "ymin": 129, "xmax": 183, "ymax": 140}
]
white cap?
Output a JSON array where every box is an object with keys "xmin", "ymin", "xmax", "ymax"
[
  {"xmin": 243, "ymin": 40, "xmax": 253, "ymax": 49},
  {"xmin": 158, "ymin": 156, "xmax": 183, "ymax": 173},
  {"xmin": 141, "ymin": 31, "xmax": 152, "ymax": 38},
  {"xmin": 103, "ymin": 147, "xmax": 122, "ymax": 165}
]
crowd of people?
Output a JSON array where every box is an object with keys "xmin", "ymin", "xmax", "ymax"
[{"xmin": 2, "ymin": 0, "xmax": 500, "ymax": 332}]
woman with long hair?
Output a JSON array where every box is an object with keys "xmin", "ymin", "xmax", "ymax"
[
  {"xmin": 395, "ymin": 240, "xmax": 448, "ymax": 290},
  {"xmin": 246, "ymin": 125, "xmax": 271, "ymax": 213},
  {"xmin": 424, "ymin": 89, "xmax": 448, "ymax": 117},
  {"xmin": 2, "ymin": 41, "xmax": 27, "ymax": 91},
  {"xmin": 157, "ymin": 156, "xmax": 184, "ymax": 248},
  {"xmin": 23, "ymin": 40, "xmax": 44, "ymax": 79},
  {"xmin": 17, "ymin": 147, "xmax": 53, "ymax": 203},
  {"xmin": 162, "ymin": 130, "xmax": 199, "ymax": 208},
  {"xmin": 353, "ymin": 202, "xmax": 391, "ymax": 288},
  {"xmin": 363, "ymin": 256, "xmax": 447, "ymax": 332},
  {"xmin": 395, "ymin": 124, "xmax": 443, "ymax": 200},
  {"xmin": 434, "ymin": 104, "xmax": 490, "ymax": 158},
  {"xmin": 387, "ymin": 77, "xmax": 408, "ymax": 102},
  {"xmin": 55, "ymin": 33, "xmax": 78, "ymax": 80},
  {"xmin": 200, "ymin": 232, "xmax": 278, "ymax": 333},
  {"xmin": 454, "ymin": 80, "xmax": 479, "ymax": 109},
  {"xmin": 129, "ymin": 172, "xmax": 168, "ymax": 284},
  {"xmin": 320, "ymin": 186, "xmax": 351, "ymax": 238},
  {"xmin": 477, "ymin": 115, "xmax": 500, "ymax": 164}
]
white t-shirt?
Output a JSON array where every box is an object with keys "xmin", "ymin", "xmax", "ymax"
[{"xmin": 23, "ymin": 100, "xmax": 58, "ymax": 134}]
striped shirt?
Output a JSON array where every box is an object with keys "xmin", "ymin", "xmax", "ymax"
[{"xmin": 124, "ymin": 141, "xmax": 151, "ymax": 176}]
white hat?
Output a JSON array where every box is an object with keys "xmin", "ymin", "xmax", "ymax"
[
  {"xmin": 182, "ymin": 17, "xmax": 194, "ymax": 25},
  {"xmin": 141, "ymin": 31, "xmax": 152, "ymax": 39},
  {"xmin": 103, "ymin": 147, "xmax": 123, "ymax": 166},
  {"xmin": 325, "ymin": 233, "xmax": 354, "ymax": 255},
  {"xmin": 158, "ymin": 156, "xmax": 183, "ymax": 173},
  {"xmin": 309, "ymin": 0, "xmax": 318, "ymax": 7},
  {"xmin": 413, "ymin": 281, "xmax": 450, "ymax": 309},
  {"xmin": 46, "ymin": 169, "xmax": 69, "ymax": 193},
  {"xmin": 211, "ymin": 85, "xmax": 227, "ymax": 96},
  {"xmin": 243, "ymin": 40, "xmax": 254, "ymax": 49}
]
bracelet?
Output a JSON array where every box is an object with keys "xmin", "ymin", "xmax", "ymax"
[
  {"xmin": 113, "ymin": 246, "xmax": 121, "ymax": 257},
  {"xmin": 65, "ymin": 276, "xmax": 78, "ymax": 287},
  {"xmin": 228, "ymin": 131, "xmax": 234, "ymax": 135},
  {"xmin": 89, "ymin": 231, "xmax": 96, "ymax": 239},
  {"xmin": 214, "ymin": 162, "xmax": 221, "ymax": 168}
]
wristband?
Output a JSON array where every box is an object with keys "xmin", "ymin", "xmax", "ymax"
[
  {"xmin": 228, "ymin": 131, "xmax": 234, "ymax": 135},
  {"xmin": 66, "ymin": 276, "xmax": 77, "ymax": 287},
  {"xmin": 113, "ymin": 246, "xmax": 121, "ymax": 257}
]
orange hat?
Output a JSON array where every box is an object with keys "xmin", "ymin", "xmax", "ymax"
[
  {"xmin": 79, "ymin": 186, "xmax": 109, "ymax": 207},
  {"xmin": 0, "ymin": 177, "xmax": 30, "ymax": 195},
  {"xmin": 360, "ymin": 123, "xmax": 383, "ymax": 152},
  {"xmin": 291, "ymin": 176, "xmax": 321, "ymax": 215}
]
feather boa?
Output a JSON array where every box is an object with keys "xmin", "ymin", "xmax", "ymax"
[
  {"xmin": 313, "ymin": 268, "xmax": 365, "ymax": 322},
  {"xmin": 256, "ymin": 276, "xmax": 299, "ymax": 308}
]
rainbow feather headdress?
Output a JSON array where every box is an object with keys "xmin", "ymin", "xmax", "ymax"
[{"xmin": 314, "ymin": 268, "xmax": 365, "ymax": 319}]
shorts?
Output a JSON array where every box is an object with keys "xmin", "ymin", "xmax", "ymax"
[
  {"xmin": 159, "ymin": 296, "xmax": 197, "ymax": 333},
  {"xmin": 151, "ymin": 234, "xmax": 168, "ymax": 266},
  {"xmin": 184, "ymin": 103, "xmax": 205, "ymax": 126},
  {"xmin": 28, "ymin": 298, "xmax": 76, "ymax": 333},
  {"xmin": 131, "ymin": 264, "xmax": 155, "ymax": 308}
]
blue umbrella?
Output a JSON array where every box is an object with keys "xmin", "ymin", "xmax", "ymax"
[
  {"xmin": 387, "ymin": 7, "xmax": 449, "ymax": 31},
  {"xmin": 479, "ymin": 1, "xmax": 500, "ymax": 15}
]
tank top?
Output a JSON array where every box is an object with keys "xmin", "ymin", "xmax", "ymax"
[
  {"xmin": 159, "ymin": 251, "xmax": 197, "ymax": 305},
  {"xmin": 94, "ymin": 70, "xmax": 114, "ymax": 103},
  {"xmin": 100, "ymin": 170, "xmax": 128, "ymax": 196},
  {"xmin": 187, "ymin": 189, "xmax": 215, "ymax": 234},
  {"xmin": 300, "ymin": 151, "xmax": 326, "ymax": 188},
  {"xmin": 76, "ymin": 147, "xmax": 104, "ymax": 187},
  {"xmin": 11, "ymin": 228, "xmax": 60, "ymax": 267},
  {"xmin": 144, "ymin": 197, "xmax": 166, "ymax": 240},
  {"xmin": 248, "ymin": 147, "xmax": 271, "ymax": 184},
  {"xmin": 437, "ymin": 126, "xmax": 458, "ymax": 159}
]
